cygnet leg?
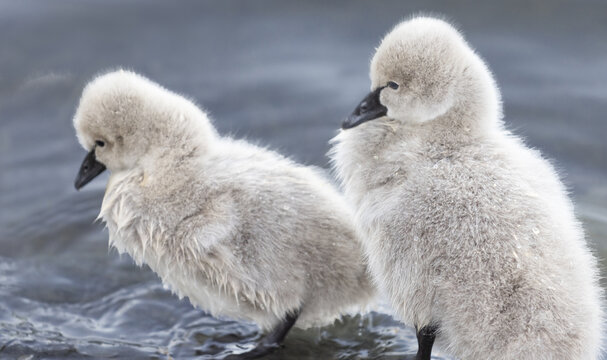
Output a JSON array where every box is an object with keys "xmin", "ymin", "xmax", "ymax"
[
  {"xmin": 225, "ymin": 310, "xmax": 300, "ymax": 360},
  {"xmin": 415, "ymin": 325, "xmax": 437, "ymax": 360}
]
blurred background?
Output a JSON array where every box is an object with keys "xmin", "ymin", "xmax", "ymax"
[{"xmin": 1, "ymin": 0, "xmax": 606, "ymax": 359}]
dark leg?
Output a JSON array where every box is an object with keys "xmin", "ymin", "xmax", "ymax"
[
  {"xmin": 224, "ymin": 310, "xmax": 300, "ymax": 360},
  {"xmin": 415, "ymin": 325, "xmax": 437, "ymax": 360}
]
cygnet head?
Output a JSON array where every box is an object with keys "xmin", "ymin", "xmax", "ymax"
[
  {"xmin": 73, "ymin": 70, "xmax": 216, "ymax": 189},
  {"xmin": 342, "ymin": 17, "xmax": 500, "ymax": 131}
]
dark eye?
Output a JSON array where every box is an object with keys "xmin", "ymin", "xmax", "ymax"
[
  {"xmin": 387, "ymin": 81, "xmax": 399, "ymax": 90},
  {"xmin": 95, "ymin": 140, "xmax": 105, "ymax": 147}
]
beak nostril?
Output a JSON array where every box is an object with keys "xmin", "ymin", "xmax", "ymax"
[
  {"xmin": 75, "ymin": 148, "xmax": 106, "ymax": 190},
  {"xmin": 344, "ymin": 86, "xmax": 387, "ymax": 129},
  {"xmin": 360, "ymin": 102, "xmax": 369, "ymax": 112}
]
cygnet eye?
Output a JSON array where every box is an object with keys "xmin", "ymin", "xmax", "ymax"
[
  {"xmin": 387, "ymin": 81, "xmax": 399, "ymax": 90},
  {"xmin": 95, "ymin": 140, "xmax": 105, "ymax": 147}
]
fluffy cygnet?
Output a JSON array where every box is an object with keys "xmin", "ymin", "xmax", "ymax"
[
  {"xmin": 331, "ymin": 17, "xmax": 603, "ymax": 360},
  {"xmin": 73, "ymin": 70, "xmax": 374, "ymax": 359}
]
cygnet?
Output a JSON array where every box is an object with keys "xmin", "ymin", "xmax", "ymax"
[
  {"xmin": 330, "ymin": 17, "xmax": 602, "ymax": 360},
  {"xmin": 73, "ymin": 70, "xmax": 374, "ymax": 359}
]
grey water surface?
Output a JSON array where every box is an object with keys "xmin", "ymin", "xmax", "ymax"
[{"xmin": 1, "ymin": 1, "xmax": 606, "ymax": 359}]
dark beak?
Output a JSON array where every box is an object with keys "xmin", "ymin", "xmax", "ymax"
[
  {"xmin": 74, "ymin": 148, "xmax": 106, "ymax": 190},
  {"xmin": 341, "ymin": 86, "xmax": 388, "ymax": 129}
]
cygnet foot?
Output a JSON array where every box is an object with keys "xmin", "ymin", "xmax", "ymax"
[
  {"xmin": 224, "ymin": 310, "xmax": 299, "ymax": 360},
  {"xmin": 414, "ymin": 325, "xmax": 437, "ymax": 360}
]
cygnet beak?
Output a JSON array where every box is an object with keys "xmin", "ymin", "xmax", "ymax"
[
  {"xmin": 341, "ymin": 86, "xmax": 387, "ymax": 129},
  {"xmin": 74, "ymin": 148, "xmax": 106, "ymax": 190}
]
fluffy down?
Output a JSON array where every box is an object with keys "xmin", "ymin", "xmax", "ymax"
[
  {"xmin": 74, "ymin": 70, "xmax": 374, "ymax": 331},
  {"xmin": 331, "ymin": 17, "xmax": 603, "ymax": 360}
]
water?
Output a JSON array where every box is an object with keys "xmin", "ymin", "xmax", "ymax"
[{"xmin": 1, "ymin": 0, "xmax": 606, "ymax": 358}]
